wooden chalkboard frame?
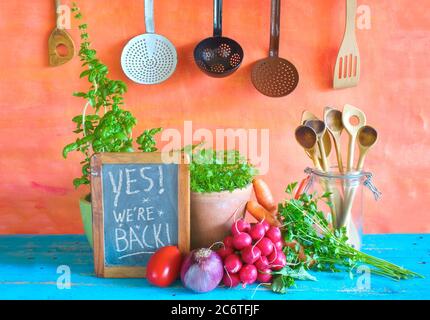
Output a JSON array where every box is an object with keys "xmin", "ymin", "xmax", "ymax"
[{"xmin": 90, "ymin": 152, "xmax": 190, "ymax": 278}]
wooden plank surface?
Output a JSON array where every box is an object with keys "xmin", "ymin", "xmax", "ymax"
[{"xmin": 0, "ymin": 234, "xmax": 428, "ymax": 300}]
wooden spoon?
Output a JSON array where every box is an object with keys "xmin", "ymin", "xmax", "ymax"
[
  {"xmin": 300, "ymin": 111, "xmax": 332, "ymax": 167},
  {"xmin": 295, "ymin": 125, "xmax": 322, "ymax": 170},
  {"xmin": 356, "ymin": 125, "xmax": 378, "ymax": 171},
  {"xmin": 324, "ymin": 107, "xmax": 344, "ymax": 173},
  {"xmin": 49, "ymin": 0, "xmax": 75, "ymax": 66},
  {"xmin": 340, "ymin": 125, "xmax": 378, "ymax": 228},
  {"xmin": 342, "ymin": 104, "xmax": 367, "ymax": 172},
  {"xmin": 304, "ymin": 120, "xmax": 330, "ymax": 172}
]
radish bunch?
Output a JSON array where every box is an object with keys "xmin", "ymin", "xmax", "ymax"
[{"xmin": 217, "ymin": 219, "xmax": 286, "ymax": 288}]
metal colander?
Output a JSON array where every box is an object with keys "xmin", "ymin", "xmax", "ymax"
[
  {"xmin": 121, "ymin": 0, "xmax": 177, "ymax": 85},
  {"xmin": 251, "ymin": 0, "xmax": 299, "ymax": 97},
  {"xmin": 194, "ymin": 0, "xmax": 244, "ymax": 78}
]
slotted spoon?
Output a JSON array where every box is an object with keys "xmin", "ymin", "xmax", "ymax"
[
  {"xmin": 251, "ymin": 0, "xmax": 299, "ymax": 97},
  {"xmin": 194, "ymin": 0, "xmax": 244, "ymax": 77},
  {"xmin": 121, "ymin": 0, "xmax": 177, "ymax": 84},
  {"xmin": 333, "ymin": 0, "xmax": 360, "ymax": 89}
]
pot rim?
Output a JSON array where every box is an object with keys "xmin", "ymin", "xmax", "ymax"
[{"xmin": 191, "ymin": 184, "xmax": 252, "ymax": 197}]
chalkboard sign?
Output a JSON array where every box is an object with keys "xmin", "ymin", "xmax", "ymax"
[{"xmin": 90, "ymin": 152, "xmax": 190, "ymax": 278}]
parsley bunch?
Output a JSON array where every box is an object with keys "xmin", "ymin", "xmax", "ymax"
[
  {"xmin": 189, "ymin": 148, "xmax": 257, "ymax": 193},
  {"xmin": 271, "ymin": 183, "xmax": 423, "ymax": 293}
]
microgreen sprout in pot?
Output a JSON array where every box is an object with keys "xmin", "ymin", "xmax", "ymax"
[{"xmin": 188, "ymin": 148, "xmax": 258, "ymax": 193}]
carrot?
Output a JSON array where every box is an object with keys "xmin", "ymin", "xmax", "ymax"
[
  {"xmin": 252, "ymin": 178, "xmax": 277, "ymax": 213},
  {"xmin": 246, "ymin": 201, "xmax": 281, "ymax": 227},
  {"xmin": 294, "ymin": 176, "xmax": 310, "ymax": 200}
]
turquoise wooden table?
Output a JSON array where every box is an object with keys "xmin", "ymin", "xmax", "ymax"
[{"xmin": 0, "ymin": 234, "xmax": 428, "ymax": 300}]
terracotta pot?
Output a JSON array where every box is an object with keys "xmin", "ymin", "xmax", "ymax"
[
  {"xmin": 79, "ymin": 194, "xmax": 93, "ymax": 248},
  {"xmin": 190, "ymin": 185, "xmax": 253, "ymax": 249}
]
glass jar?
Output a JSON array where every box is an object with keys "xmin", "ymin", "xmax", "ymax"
[{"xmin": 301, "ymin": 167, "xmax": 381, "ymax": 250}]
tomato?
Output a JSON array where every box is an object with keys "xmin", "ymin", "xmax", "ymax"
[{"xmin": 146, "ymin": 246, "xmax": 183, "ymax": 287}]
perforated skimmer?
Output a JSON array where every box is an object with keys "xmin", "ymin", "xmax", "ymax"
[
  {"xmin": 251, "ymin": 0, "xmax": 299, "ymax": 97},
  {"xmin": 121, "ymin": 0, "xmax": 177, "ymax": 85}
]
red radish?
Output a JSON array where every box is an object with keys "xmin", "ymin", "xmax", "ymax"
[
  {"xmin": 254, "ymin": 255, "xmax": 269, "ymax": 271},
  {"xmin": 239, "ymin": 264, "xmax": 258, "ymax": 285},
  {"xmin": 222, "ymin": 272, "xmax": 240, "ymax": 288},
  {"xmin": 249, "ymin": 223, "xmax": 266, "ymax": 241},
  {"xmin": 266, "ymin": 226, "xmax": 282, "ymax": 243},
  {"xmin": 257, "ymin": 269, "xmax": 273, "ymax": 283},
  {"xmin": 223, "ymin": 235, "xmax": 234, "ymax": 248},
  {"xmin": 261, "ymin": 220, "xmax": 271, "ymax": 232},
  {"xmin": 241, "ymin": 245, "xmax": 261, "ymax": 264},
  {"xmin": 217, "ymin": 247, "xmax": 233, "ymax": 260},
  {"xmin": 224, "ymin": 254, "xmax": 242, "ymax": 274},
  {"xmin": 268, "ymin": 248, "xmax": 279, "ymax": 263},
  {"xmin": 231, "ymin": 219, "xmax": 251, "ymax": 236},
  {"xmin": 232, "ymin": 232, "xmax": 252, "ymax": 250},
  {"xmin": 273, "ymin": 239, "xmax": 284, "ymax": 251},
  {"xmin": 257, "ymin": 237, "xmax": 274, "ymax": 256},
  {"xmin": 270, "ymin": 250, "xmax": 287, "ymax": 271}
]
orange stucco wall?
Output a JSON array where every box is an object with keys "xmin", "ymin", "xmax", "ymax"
[{"xmin": 0, "ymin": 0, "xmax": 429, "ymax": 234}]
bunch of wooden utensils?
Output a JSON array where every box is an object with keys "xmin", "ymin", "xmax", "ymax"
[{"xmin": 295, "ymin": 104, "xmax": 378, "ymax": 230}]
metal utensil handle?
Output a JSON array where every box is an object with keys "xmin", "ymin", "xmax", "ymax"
[
  {"xmin": 145, "ymin": 0, "xmax": 155, "ymax": 33},
  {"xmin": 345, "ymin": 0, "xmax": 357, "ymax": 35},
  {"xmin": 213, "ymin": 0, "xmax": 222, "ymax": 37},
  {"xmin": 269, "ymin": 0, "xmax": 280, "ymax": 57}
]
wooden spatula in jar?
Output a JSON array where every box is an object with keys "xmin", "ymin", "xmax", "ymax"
[
  {"xmin": 333, "ymin": 0, "xmax": 360, "ymax": 89},
  {"xmin": 48, "ymin": 0, "xmax": 75, "ymax": 66}
]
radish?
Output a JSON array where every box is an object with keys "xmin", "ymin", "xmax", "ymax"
[
  {"xmin": 217, "ymin": 247, "xmax": 233, "ymax": 260},
  {"xmin": 223, "ymin": 235, "xmax": 234, "ymax": 248},
  {"xmin": 222, "ymin": 272, "xmax": 240, "ymax": 288},
  {"xmin": 231, "ymin": 219, "xmax": 251, "ymax": 236},
  {"xmin": 261, "ymin": 220, "xmax": 270, "ymax": 232},
  {"xmin": 257, "ymin": 269, "xmax": 273, "ymax": 283},
  {"xmin": 224, "ymin": 254, "xmax": 242, "ymax": 274},
  {"xmin": 254, "ymin": 255, "xmax": 269, "ymax": 271},
  {"xmin": 270, "ymin": 250, "xmax": 287, "ymax": 271},
  {"xmin": 273, "ymin": 239, "xmax": 284, "ymax": 251},
  {"xmin": 239, "ymin": 264, "xmax": 258, "ymax": 285},
  {"xmin": 241, "ymin": 245, "xmax": 261, "ymax": 264},
  {"xmin": 256, "ymin": 237, "xmax": 274, "ymax": 256},
  {"xmin": 232, "ymin": 232, "xmax": 252, "ymax": 250},
  {"xmin": 249, "ymin": 223, "xmax": 266, "ymax": 241},
  {"xmin": 266, "ymin": 226, "xmax": 282, "ymax": 243}
]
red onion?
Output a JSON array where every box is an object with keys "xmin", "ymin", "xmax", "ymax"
[{"xmin": 180, "ymin": 248, "xmax": 223, "ymax": 293}]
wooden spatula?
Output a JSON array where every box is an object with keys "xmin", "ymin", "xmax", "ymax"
[
  {"xmin": 48, "ymin": 0, "xmax": 75, "ymax": 66},
  {"xmin": 333, "ymin": 0, "xmax": 360, "ymax": 89}
]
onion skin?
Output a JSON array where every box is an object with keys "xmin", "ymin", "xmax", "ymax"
[{"xmin": 180, "ymin": 248, "xmax": 223, "ymax": 293}]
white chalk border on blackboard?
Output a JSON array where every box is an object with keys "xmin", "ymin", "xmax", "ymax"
[{"xmin": 90, "ymin": 152, "xmax": 190, "ymax": 278}]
